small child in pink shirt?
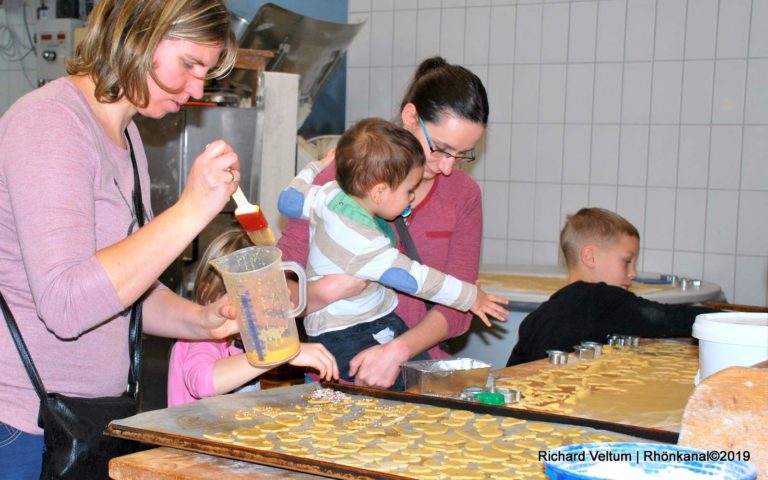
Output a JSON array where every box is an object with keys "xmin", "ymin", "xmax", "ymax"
[{"xmin": 167, "ymin": 229, "xmax": 338, "ymax": 407}]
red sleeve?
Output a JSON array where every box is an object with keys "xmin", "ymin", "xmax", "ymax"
[
  {"xmin": 277, "ymin": 164, "xmax": 337, "ymax": 266},
  {"xmin": 428, "ymin": 177, "xmax": 482, "ymax": 339}
]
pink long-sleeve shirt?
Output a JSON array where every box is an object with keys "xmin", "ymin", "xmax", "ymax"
[
  {"xmin": 167, "ymin": 339, "xmax": 248, "ymax": 407},
  {"xmin": 277, "ymin": 164, "xmax": 483, "ymax": 360},
  {"xmin": 0, "ymin": 78, "xmax": 152, "ymax": 434}
]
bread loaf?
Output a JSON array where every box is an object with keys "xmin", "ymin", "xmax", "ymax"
[{"xmin": 679, "ymin": 366, "xmax": 767, "ymax": 479}]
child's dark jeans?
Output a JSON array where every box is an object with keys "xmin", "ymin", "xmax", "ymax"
[{"xmin": 307, "ymin": 312, "xmax": 431, "ymax": 391}]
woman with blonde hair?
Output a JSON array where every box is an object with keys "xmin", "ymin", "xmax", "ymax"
[{"xmin": 0, "ymin": 1, "xmax": 244, "ymax": 475}]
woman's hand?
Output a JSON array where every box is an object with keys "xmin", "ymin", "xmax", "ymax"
[
  {"xmin": 177, "ymin": 140, "xmax": 240, "ymax": 227},
  {"xmin": 348, "ymin": 340, "xmax": 410, "ymax": 389},
  {"xmin": 198, "ymin": 294, "xmax": 239, "ymax": 339},
  {"xmin": 290, "ymin": 343, "xmax": 339, "ymax": 381},
  {"xmin": 470, "ymin": 287, "xmax": 509, "ymax": 327}
]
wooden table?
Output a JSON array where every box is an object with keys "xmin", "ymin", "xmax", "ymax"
[
  {"xmin": 494, "ymin": 341, "xmax": 699, "ymax": 432},
  {"xmin": 110, "ymin": 447, "xmax": 320, "ymax": 479}
]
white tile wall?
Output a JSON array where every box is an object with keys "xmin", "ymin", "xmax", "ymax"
[
  {"xmin": 489, "ymin": 6, "xmax": 516, "ymax": 64},
  {"xmin": 650, "ymin": 61, "xmax": 683, "ymax": 124},
  {"xmin": 533, "ymin": 183, "xmax": 561, "ymax": 242},
  {"xmin": 674, "ymin": 252, "xmax": 704, "ymax": 280},
  {"xmin": 734, "ymin": 255, "xmax": 768, "ymax": 306},
  {"xmin": 741, "ymin": 126, "xmax": 768, "ymax": 191},
  {"xmin": 595, "ymin": 0, "xmax": 626, "ymax": 62},
  {"xmin": 744, "ymin": 59, "xmax": 768, "ymax": 124},
  {"xmin": 568, "ymin": 1, "xmax": 597, "ymax": 63},
  {"xmin": 681, "ymin": 60, "xmax": 715, "ymax": 124},
  {"xmin": 686, "ymin": 0, "xmax": 719, "ymax": 60},
  {"xmin": 750, "ymin": 0, "xmax": 768, "ymax": 57},
  {"xmin": 541, "ymin": 3, "xmax": 569, "ymax": 63},
  {"xmin": 646, "ymin": 125, "xmax": 678, "ymax": 188},
  {"xmin": 737, "ymin": 191, "xmax": 768, "ymax": 257},
  {"xmin": 590, "ymin": 125, "xmax": 619, "ymax": 185},
  {"xmin": 717, "ymin": 0, "xmax": 751, "ymax": 58},
  {"xmin": 624, "ymin": 0, "xmax": 655, "ymax": 62},
  {"xmin": 465, "ymin": 7, "xmax": 490, "ymax": 64},
  {"xmin": 654, "ymin": 0, "xmax": 686, "ymax": 61},
  {"xmin": 562, "ymin": 124, "xmax": 591, "ymax": 184},
  {"xmin": 712, "ymin": 59, "xmax": 746, "ymax": 125},
  {"xmin": 593, "ymin": 63, "xmax": 622, "ymax": 124},
  {"xmin": 1, "ymin": 2, "xmax": 764, "ymax": 308}
]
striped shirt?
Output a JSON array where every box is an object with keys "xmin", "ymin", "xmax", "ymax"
[{"xmin": 278, "ymin": 161, "xmax": 477, "ymax": 336}]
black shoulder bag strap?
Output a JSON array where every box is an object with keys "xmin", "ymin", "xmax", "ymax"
[
  {"xmin": 393, "ymin": 216, "xmax": 436, "ymax": 311},
  {"xmin": 124, "ymin": 128, "xmax": 145, "ymax": 397},
  {"xmin": 1, "ymin": 128, "xmax": 145, "ymax": 400},
  {"xmin": 393, "ymin": 216, "xmax": 421, "ymax": 262}
]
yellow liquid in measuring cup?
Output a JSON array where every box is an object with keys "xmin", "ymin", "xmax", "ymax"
[{"xmin": 245, "ymin": 334, "xmax": 300, "ymax": 367}]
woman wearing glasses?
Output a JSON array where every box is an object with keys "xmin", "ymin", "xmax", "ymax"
[{"xmin": 278, "ymin": 56, "xmax": 490, "ymax": 389}]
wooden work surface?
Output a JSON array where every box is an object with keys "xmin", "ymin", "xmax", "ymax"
[
  {"xmin": 494, "ymin": 341, "xmax": 699, "ymax": 433},
  {"xmin": 110, "ymin": 447, "xmax": 321, "ymax": 479},
  {"xmin": 479, "ymin": 272, "xmax": 675, "ymax": 297}
]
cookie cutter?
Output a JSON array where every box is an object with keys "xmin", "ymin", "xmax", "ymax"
[
  {"xmin": 573, "ymin": 345, "xmax": 595, "ymax": 360},
  {"xmin": 580, "ymin": 341, "xmax": 602, "ymax": 358},
  {"xmin": 607, "ymin": 334, "xmax": 640, "ymax": 347},
  {"xmin": 679, "ymin": 277, "xmax": 702, "ymax": 290},
  {"xmin": 546, "ymin": 349, "xmax": 568, "ymax": 365},
  {"xmin": 622, "ymin": 335, "xmax": 640, "ymax": 347},
  {"xmin": 460, "ymin": 386, "xmax": 485, "ymax": 401},
  {"xmin": 497, "ymin": 387, "xmax": 522, "ymax": 404}
]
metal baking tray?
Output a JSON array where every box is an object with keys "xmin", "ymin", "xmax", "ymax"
[{"xmin": 107, "ymin": 383, "xmax": 678, "ymax": 480}]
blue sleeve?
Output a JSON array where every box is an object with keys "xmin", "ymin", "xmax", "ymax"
[{"xmin": 278, "ymin": 188, "xmax": 305, "ymax": 219}]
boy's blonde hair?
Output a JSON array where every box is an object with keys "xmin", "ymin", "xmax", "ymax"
[
  {"xmin": 193, "ymin": 229, "xmax": 253, "ymax": 305},
  {"xmin": 335, "ymin": 118, "xmax": 425, "ymax": 198},
  {"xmin": 560, "ymin": 208, "xmax": 640, "ymax": 267}
]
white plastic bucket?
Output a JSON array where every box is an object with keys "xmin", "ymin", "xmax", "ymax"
[{"xmin": 692, "ymin": 312, "xmax": 768, "ymax": 382}]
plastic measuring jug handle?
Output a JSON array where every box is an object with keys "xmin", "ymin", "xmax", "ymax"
[{"xmin": 281, "ymin": 261, "xmax": 307, "ymax": 317}]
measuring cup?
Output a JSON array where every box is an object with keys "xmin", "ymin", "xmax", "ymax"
[{"xmin": 209, "ymin": 246, "xmax": 306, "ymax": 367}]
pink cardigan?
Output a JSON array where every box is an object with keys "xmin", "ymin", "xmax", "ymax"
[
  {"xmin": 277, "ymin": 164, "xmax": 483, "ymax": 360},
  {"xmin": 0, "ymin": 78, "xmax": 152, "ymax": 434}
]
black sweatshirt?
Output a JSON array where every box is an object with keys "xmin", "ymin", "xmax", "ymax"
[{"xmin": 506, "ymin": 281, "xmax": 720, "ymax": 366}]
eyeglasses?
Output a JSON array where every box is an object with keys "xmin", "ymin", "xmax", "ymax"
[{"xmin": 418, "ymin": 116, "xmax": 476, "ymax": 163}]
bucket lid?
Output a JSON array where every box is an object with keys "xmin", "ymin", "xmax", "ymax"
[{"xmin": 692, "ymin": 312, "xmax": 768, "ymax": 347}]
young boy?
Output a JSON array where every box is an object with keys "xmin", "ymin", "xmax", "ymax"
[
  {"xmin": 506, "ymin": 207, "xmax": 719, "ymax": 366},
  {"xmin": 278, "ymin": 118, "xmax": 508, "ymax": 388}
]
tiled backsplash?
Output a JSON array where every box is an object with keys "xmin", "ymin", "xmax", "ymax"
[
  {"xmin": 347, "ymin": 0, "xmax": 767, "ymax": 306},
  {"xmin": 1, "ymin": 1, "xmax": 765, "ymax": 305}
]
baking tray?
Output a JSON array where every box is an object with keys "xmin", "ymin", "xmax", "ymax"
[
  {"xmin": 327, "ymin": 383, "xmax": 678, "ymax": 444},
  {"xmin": 107, "ymin": 383, "xmax": 676, "ymax": 480}
]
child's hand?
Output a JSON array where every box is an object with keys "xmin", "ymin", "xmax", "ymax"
[
  {"xmin": 319, "ymin": 148, "xmax": 336, "ymax": 169},
  {"xmin": 469, "ymin": 286, "xmax": 509, "ymax": 327},
  {"xmin": 290, "ymin": 343, "xmax": 339, "ymax": 381}
]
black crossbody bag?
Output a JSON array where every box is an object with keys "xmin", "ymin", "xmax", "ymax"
[{"xmin": 1, "ymin": 129, "xmax": 145, "ymax": 479}]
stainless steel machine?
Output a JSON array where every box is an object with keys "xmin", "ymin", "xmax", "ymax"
[{"xmin": 135, "ymin": 71, "xmax": 298, "ymax": 298}]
